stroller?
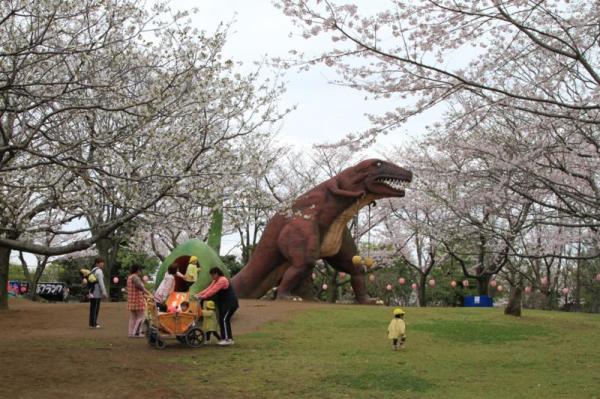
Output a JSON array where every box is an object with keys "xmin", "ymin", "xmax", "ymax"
[{"xmin": 145, "ymin": 291, "xmax": 205, "ymax": 349}]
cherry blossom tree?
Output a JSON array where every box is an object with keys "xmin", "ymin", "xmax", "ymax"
[{"xmin": 0, "ymin": 1, "xmax": 290, "ymax": 309}]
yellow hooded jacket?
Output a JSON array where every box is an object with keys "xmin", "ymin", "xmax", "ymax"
[{"xmin": 387, "ymin": 318, "xmax": 406, "ymax": 339}]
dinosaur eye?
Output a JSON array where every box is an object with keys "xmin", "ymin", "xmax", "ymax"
[{"xmin": 376, "ymin": 161, "xmax": 382, "ymax": 167}]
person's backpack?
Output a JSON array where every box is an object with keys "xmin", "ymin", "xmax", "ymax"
[{"xmin": 80, "ymin": 267, "xmax": 99, "ymax": 290}]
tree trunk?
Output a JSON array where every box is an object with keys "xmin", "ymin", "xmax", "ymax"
[
  {"xmin": 504, "ymin": 286, "xmax": 522, "ymax": 317},
  {"xmin": 0, "ymin": 246, "xmax": 11, "ymax": 310},
  {"xmin": 96, "ymin": 236, "xmax": 121, "ymax": 298},
  {"xmin": 327, "ymin": 272, "xmax": 338, "ymax": 303},
  {"xmin": 418, "ymin": 274, "xmax": 427, "ymax": 307},
  {"xmin": 476, "ymin": 274, "xmax": 490, "ymax": 296}
]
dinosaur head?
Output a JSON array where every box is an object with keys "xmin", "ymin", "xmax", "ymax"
[{"xmin": 334, "ymin": 159, "xmax": 413, "ymax": 198}]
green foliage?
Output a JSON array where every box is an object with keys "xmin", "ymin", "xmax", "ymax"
[
  {"xmin": 220, "ymin": 255, "xmax": 243, "ymax": 277},
  {"xmin": 8, "ymin": 264, "xmax": 26, "ymax": 280}
]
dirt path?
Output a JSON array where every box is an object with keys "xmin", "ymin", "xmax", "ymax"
[{"xmin": 0, "ymin": 297, "xmax": 323, "ymax": 399}]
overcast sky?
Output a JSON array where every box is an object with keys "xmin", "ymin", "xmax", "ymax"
[{"xmin": 170, "ymin": 0, "xmax": 440, "ymax": 156}]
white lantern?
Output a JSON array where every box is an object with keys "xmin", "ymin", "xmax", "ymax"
[
  {"xmin": 112, "ymin": 276, "xmax": 119, "ymax": 284},
  {"xmin": 368, "ymin": 274, "xmax": 375, "ymax": 282},
  {"xmin": 490, "ymin": 280, "xmax": 498, "ymax": 288},
  {"xmin": 411, "ymin": 283, "xmax": 417, "ymax": 290},
  {"xmin": 322, "ymin": 284, "xmax": 328, "ymax": 290},
  {"xmin": 496, "ymin": 285, "xmax": 503, "ymax": 292},
  {"xmin": 386, "ymin": 284, "xmax": 392, "ymax": 291},
  {"xmin": 398, "ymin": 277, "xmax": 406, "ymax": 285},
  {"xmin": 462, "ymin": 279, "xmax": 469, "ymax": 288},
  {"xmin": 450, "ymin": 280, "xmax": 457, "ymax": 288},
  {"xmin": 428, "ymin": 279, "xmax": 436, "ymax": 288}
]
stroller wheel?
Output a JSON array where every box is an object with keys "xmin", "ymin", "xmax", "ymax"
[
  {"xmin": 147, "ymin": 328, "xmax": 157, "ymax": 345},
  {"xmin": 185, "ymin": 328, "xmax": 204, "ymax": 348},
  {"xmin": 155, "ymin": 338, "xmax": 166, "ymax": 349}
]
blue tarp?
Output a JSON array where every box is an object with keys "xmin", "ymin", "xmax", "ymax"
[{"xmin": 464, "ymin": 295, "xmax": 493, "ymax": 307}]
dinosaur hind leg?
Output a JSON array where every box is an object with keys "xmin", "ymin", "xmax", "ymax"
[{"xmin": 276, "ymin": 221, "xmax": 319, "ymax": 300}]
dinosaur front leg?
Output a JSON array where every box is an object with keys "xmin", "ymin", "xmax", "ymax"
[
  {"xmin": 324, "ymin": 228, "xmax": 376, "ymax": 304},
  {"xmin": 276, "ymin": 220, "xmax": 319, "ymax": 299}
]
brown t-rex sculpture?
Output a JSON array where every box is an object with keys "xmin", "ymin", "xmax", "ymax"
[{"xmin": 231, "ymin": 159, "xmax": 412, "ymax": 303}]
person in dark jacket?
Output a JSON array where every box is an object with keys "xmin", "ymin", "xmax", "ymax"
[{"xmin": 195, "ymin": 267, "xmax": 239, "ymax": 346}]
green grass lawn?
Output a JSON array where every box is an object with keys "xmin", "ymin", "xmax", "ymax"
[{"xmin": 167, "ymin": 306, "xmax": 600, "ymax": 399}]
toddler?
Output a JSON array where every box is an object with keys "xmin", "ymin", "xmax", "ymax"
[
  {"xmin": 388, "ymin": 308, "xmax": 406, "ymax": 350},
  {"xmin": 202, "ymin": 300, "xmax": 220, "ymax": 343}
]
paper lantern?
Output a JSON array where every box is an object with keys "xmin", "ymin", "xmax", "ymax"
[
  {"xmin": 398, "ymin": 277, "xmax": 406, "ymax": 285},
  {"xmin": 496, "ymin": 285, "xmax": 503, "ymax": 292},
  {"xmin": 386, "ymin": 284, "xmax": 393, "ymax": 291},
  {"xmin": 368, "ymin": 274, "xmax": 375, "ymax": 282},
  {"xmin": 20, "ymin": 286, "xmax": 26, "ymax": 293},
  {"xmin": 541, "ymin": 277, "xmax": 548, "ymax": 286},
  {"xmin": 82, "ymin": 278, "xmax": 88, "ymax": 284},
  {"xmin": 596, "ymin": 273, "xmax": 600, "ymax": 282},
  {"xmin": 339, "ymin": 272, "xmax": 346, "ymax": 278},
  {"xmin": 352, "ymin": 255, "xmax": 363, "ymax": 266},
  {"xmin": 112, "ymin": 276, "xmax": 119, "ymax": 284},
  {"xmin": 524, "ymin": 286, "xmax": 532, "ymax": 293},
  {"xmin": 322, "ymin": 283, "xmax": 328, "ymax": 290},
  {"xmin": 462, "ymin": 279, "xmax": 469, "ymax": 287},
  {"xmin": 312, "ymin": 273, "xmax": 316, "ymax": 279},
  {"xmin": 364, "ymin": 257, "xmax": 375, "ymax": 268},
  {"xmin": 142, "ymin": 275, "xmax": 149, "ymax": 282},
  {"xmin": 450, "ymin": 280, "xmax": 457, "ymax": 288},
  {"xmin": 428, "ymin": 279, "xmax": 436, "ymax": 287},
  {"xmin": 490, "ymin": 280, "xmax": 498, "ymax": 288},
  {"xmin": 562, "ymin": 287, "xmax": 569, "ymax": 295},
  {"xmin": 411, "ymin": 283, "xmax": 417, "ymax": 290}
]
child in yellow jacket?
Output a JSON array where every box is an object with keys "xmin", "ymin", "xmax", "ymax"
[
  {"xmin": 388, "ymin": 308, "xmax": 406, "ymax": 351},
  {"xmin": 202, "ymin": 300, "xmax": 220, "ymax": 344}
]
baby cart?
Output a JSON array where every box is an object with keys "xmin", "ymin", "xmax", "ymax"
[{"xmin": 145, "ymin": 292, "xmax": 204, "ymax": 349}]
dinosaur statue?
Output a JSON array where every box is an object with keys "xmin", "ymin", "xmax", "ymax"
[{"xmin": 231, "ymin": 159, "xmax": 412, "ymax": 303}]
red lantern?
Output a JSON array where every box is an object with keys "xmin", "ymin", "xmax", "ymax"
[
  {"xmin": 496, "ymin": 285, "xmax": 503, "ymax": 292},
  {"xmin": 386, "ymin": 284, "xmax": 393, "ymax": 291},
  {"xmin": 450, "ymin": 280, "xmax": 457, "ymax": 288},
  {"xmin": 322, "ymin": 283, "xmax": 328, "ymax": 290},
  {"xmin": 428, "ymin": 279, "xmax": 435, "ymax": 288},
  {"xmin": 524, "ymin": 286, "xmax": 532, "ymax": 293},
  {"xmin": 398, "ymin": 277, "xmax": 406, "ymax": 285},
  {"xmin": 462, "ymin": 279, "xmax": 469, "ymax": 288},
  {"xmin": 339, "ymin": 272, "xmax": 346, "ymax": 278},
  {"xmin": 112, "ymin": 276, "xmax": 119, "ymax": 284},
  {"xmin": 368, "ymin": 274, "xmax": 375, "ymax": 282},
  {"xmin": 411, "ymin": 283, "xmax": 417, "ymax": 290},
  {"xmin": 562, "ymin": 287, "xmax": 569, "ymax": 295},
  {"xmin": 142, "ymin": 275, "xmax": 149, "ymax": 282},
  {"xmin": 490, "ymin": 280, "xmax": 498, "ymax": 288}
]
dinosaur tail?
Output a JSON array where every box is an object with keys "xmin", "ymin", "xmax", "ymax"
[{"xmin": 231, "ymin": 216, "xmax": 286, "ymax": 298}]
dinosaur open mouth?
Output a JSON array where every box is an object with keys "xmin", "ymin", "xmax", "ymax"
[{"xmin": 375, "ymin": 177, "xmax": 411, "ymax": 191}]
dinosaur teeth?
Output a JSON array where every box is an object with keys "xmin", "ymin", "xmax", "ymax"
[{"xmin": 378, "ymin": 177, "xmax": 409, "ymax": 191}]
